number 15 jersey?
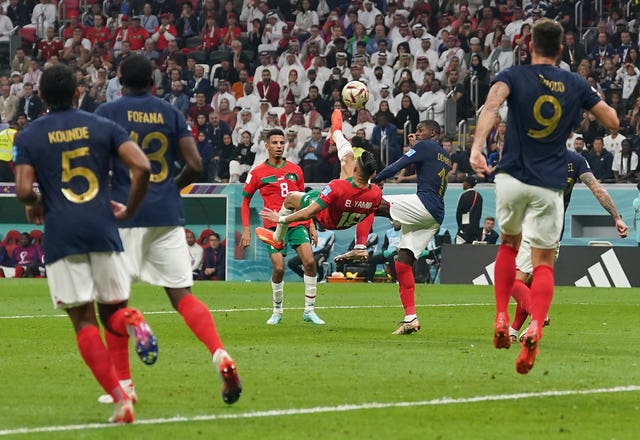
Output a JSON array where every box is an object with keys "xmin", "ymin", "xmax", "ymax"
[
  {"xmin": 315, "ymin": 178, "xmax": 382, "ymax": 230},
  {"xmin": 495, "ymin": 65, "xmax": 601, "ymax": 190}
]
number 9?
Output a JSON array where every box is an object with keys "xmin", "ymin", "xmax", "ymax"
[{"xmin": 527, "ymin": 95, "xmax": 562, "ymax": 139}]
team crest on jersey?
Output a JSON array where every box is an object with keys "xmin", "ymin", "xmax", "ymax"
[
  {"xmin": 321, "ymin": 185, "xmax": 332, "ymax": 196},
  {"xmin": 285, "ymin": 173, "xmax": 298, "ymax": 181},
  {"xmin": 405, "ymin": 148, "xmax": 416, "ymax": 157}
]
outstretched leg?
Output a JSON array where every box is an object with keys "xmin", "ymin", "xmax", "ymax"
[{"xmin": 330, "ymin": 109, "xmax": 356, "ymax": 180}]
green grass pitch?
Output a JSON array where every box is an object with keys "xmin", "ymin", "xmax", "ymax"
[{"xmin": 1, "ymin": 279, "xmax": 639, "ymax": 439}]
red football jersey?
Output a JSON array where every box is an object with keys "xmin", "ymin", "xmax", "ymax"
[
  {"xmin": 315, "ymin": 178, "xmax": 382, "ymax": 230},
  {"xmin": 243, "ymin": 160, "xmax": 307, "ymax": 229}
]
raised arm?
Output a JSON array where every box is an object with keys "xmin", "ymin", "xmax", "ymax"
[{"xmin": 470, "ymin": 81, "xmax": 510, "ymax": 176}]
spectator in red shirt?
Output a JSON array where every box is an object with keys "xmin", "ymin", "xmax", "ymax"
[
  {"xmin": 220, "ymin": 12, "xmax": 241, "ymax": 49},
  {"xmin": 37, "ymin": 27, "xmax": 63, "ymax": 62},
  {"xmin": 86, "ymin": 14, "xmax": 112, "ymax": 46},
  {"xmin": 63, "ymin": 12, "xmax": 87, "ymax": 40},
  {"xmin": 151, "ymin": 12, "xmax": 177, "ymax": 51},
  {"xmin": 127, "ymin": 16, "xmax": 150, "ymax": 50},
  {"xmin": 112, "ymin": 15, "xmax": 131, "ymax": 56},
  {"xmin": 200, "ymin": 13, "xmax": 220, "ymax": 51}
]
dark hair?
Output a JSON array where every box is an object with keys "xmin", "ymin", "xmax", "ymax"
[
  {"xmin": 120, "ymin": 54, "xmax": 153, "ymax": 90},
  {"xmin": 485, "ymin": 216, "xmax": 495, "ymax": 222},
  {"xmin": 531, "ymin": 18, "xmax": 563, "ymax": 58},
  {"xmin": 40, "ymin": 64, "xmax": 76, "ymax": 110},
  {"xmin": 419, "ymin": 119, "xmax": 441, "ymax": 136},
  {"xmin": 357, "ymin": 151, "xmax": 377, "ymax": 178},
  {"xmin": 267, "ymin": 128, "xmax": 285, "ymax": 140}
]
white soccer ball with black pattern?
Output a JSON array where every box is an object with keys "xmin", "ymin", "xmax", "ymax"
[{"xmin": 341, "ymin": 81, "xmax": 369, "ymax": 110}]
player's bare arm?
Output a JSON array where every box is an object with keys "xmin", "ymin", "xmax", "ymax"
[
  {"xmin": 589, "ymin": 101, "xmax": 620, "ymax": 132},
  {"xmin": 175, "ymin": 135, "xmax": 203, "ymax": 189},
  {"xmin": 580, "ymin": 171, "xmax": 629, "ymax": 238},
  {"xmin": 240, "ymin": 195, "xmax": 253, "ymax": 247},
  {"xmin": 471, "ymin": 81, "xmax": 510, "ymax": 176},
  {"xmin": 308, "ymin": 220, "xmax": 318, "ymax": 247},
  {"xmin": 14, "ymin": 164, "xmax": 44, "ymax": 224},
  {"xmin": 115, "ymin": 140, "xmax": 151, "ymax": 220},
  {"xmin": 260, "ymin": 201, "xmax": 324, "ymax": 225}
]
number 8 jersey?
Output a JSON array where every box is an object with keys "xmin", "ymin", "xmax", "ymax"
[
  {"xmin": 494, "ymin": 65, "xmax": 601, "ymax": 190},
  {"xmin": 242, "ymin": 160, "xmax": 308, "ymax": 229}
]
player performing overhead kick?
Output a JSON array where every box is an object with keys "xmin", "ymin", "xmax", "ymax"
[
  {"xmin": 257, "ymin": 110, "xmax": 383, "ymax": 267},
  {"xmin": 470, "ymin": 18, "xmax": 619, "ymax": 374}
]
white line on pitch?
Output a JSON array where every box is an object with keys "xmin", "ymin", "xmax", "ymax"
[
  {"xmin": 0, "ymin": 385, "xmax": 638, "ymax": 436},
  {"xmin": 0, "ymin": 303, "xmax": 493, "ymax": 320}
]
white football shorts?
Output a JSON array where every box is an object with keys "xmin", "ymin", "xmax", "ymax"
[
  {"xmin": 516, "ymin": 229, "xmax": 561, "ymax": 275},
  {"xmin": 385, "ymin": 194, "xmax": 440, "ymax": 259},
  {"xmin": 119, "ymin": 226, "xmax": 193, "ymax": 288},
  {"xmin": 46, "ymin": 252, "xmax": 131, "ymax": 310},
  {"xmin": 494, "ymin": 173, "xmax": 563, "ymax": 249}
]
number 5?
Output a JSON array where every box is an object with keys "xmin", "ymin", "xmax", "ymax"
[{"xmin": 61, "ymin": 147, "xmax": 99, "ymax": 204}]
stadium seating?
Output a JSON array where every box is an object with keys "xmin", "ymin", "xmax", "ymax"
[
  {"xmin": 196, "ymin": 228, "xmax": 216, "ymax": 247},
  {"xmin": 1, "ymin": 230, "xmax": 21, "ymax": 257},
  {"xmin": 29, "ymin": 230, "xmax": 43, "ymax": 245}
]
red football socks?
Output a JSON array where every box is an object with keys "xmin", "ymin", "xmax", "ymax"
[
  {"xmin": 104, "ymin": 308, "xmax": 133, "ymax": 381},
  {"xmin": 177, "ymin": 294, "xmax": 223, "ymax": 355},
  {"xmin": 510, "ymin": 280, "xmax": 532, "ymax": 331},
  {"xmin": 105, "ymin": 330, "xmax": 131, "ymax": 381},
  {"xmin": 494, "ymin": 244, "xmax": 518, "ymax": 316},
  {"xmin": 76, "ymin": 325, "xmax": 123, "ymax": 402},
  {"xmin": 355, "ymin": 214, "xmax": 374, "ymax": 246},
  {"xmin": 395, "ymin": 261, "xmax": 416, "ymax": 316},
  {"xmin": 530, "ymin": 264, "xmax": 554, "ymax": 328},
  {"xmin": 356, "ymin": 214, "xmax": 374, "ymax": 247}
]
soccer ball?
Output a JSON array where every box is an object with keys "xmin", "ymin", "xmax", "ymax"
[{"xmin": 341, "ymin": 81, "xmax": 369, "ymax": 109}]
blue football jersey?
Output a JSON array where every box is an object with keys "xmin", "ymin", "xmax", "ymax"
[
  {"xmin": 565, "ymin": 150, "xmax": 592, "ymax": 209},
  {"xmin": 373, "ymin": 140, "xmax": 452, "ymax": 224},
  {"xmin": 494, "ymin": 65, "xmax": 601, "ymax": 189},
  {"xmin": 95, "ymin": 93, "xmax": 192, "ymax": 227},
  {"xmin": 13, "ymin": 109, "xmax": 130, "ymax": 264}
]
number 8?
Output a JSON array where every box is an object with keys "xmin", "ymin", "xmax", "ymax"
[
  {"xmin": 280, "ymin": 182, "xmax": 288, "ymax": 198},
  {"xmin": 528, "ymin": 95, "xmax": 562, "ymax": 139}
]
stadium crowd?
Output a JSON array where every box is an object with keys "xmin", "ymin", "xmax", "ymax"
[{"xmin": 2, "ymin": 0, "xmax": 640, "ymax": 185}]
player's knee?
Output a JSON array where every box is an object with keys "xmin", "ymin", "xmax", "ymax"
[
  {"xmin": 272, "ymin": 263, "xmax": 285, "ymax": 276},
  {"xmin": 302, "ymin": 260, "xmax": 317, "ymax": 275},
  {"xmin": 284, "ymin": 191, "xmax": 301, "ymax": 209}
]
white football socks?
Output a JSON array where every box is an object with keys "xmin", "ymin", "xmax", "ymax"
[
  {"xmin": 303, "ymin": 274, "xmax": 317, "ymax": 313},
  {"xmin": 271, "ymin": 280, "xmax": 284, "ymax": 315}
]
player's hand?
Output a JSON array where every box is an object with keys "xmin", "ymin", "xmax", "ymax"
[
  {"xmin": 615, "ymin": 218, "xmax": 629, "ymax": 238},
  {"xmin": 25, "ymin": 203, "xmax": 44, "ymax": 225},
  {"xmin": 407, "ymin": 133, "xmax": 416, "ymax": 146},
  {"xmin": 470, "ymin": 149, "xmax": 490, "ymax": 177},
  {"xmin": 309, "ymin": 228, "xmax": 318, "ymax": 247},
  {"xmin": 110, "ymin": 200, "xmax": 129, "ymax": 220},
  {"xmin": 241, "ymin": 229, "xmax": 251, "ymax": 248},
  {"xmin": 259, "ymin": 208, "xmax": 281, "ymax": 224}
]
